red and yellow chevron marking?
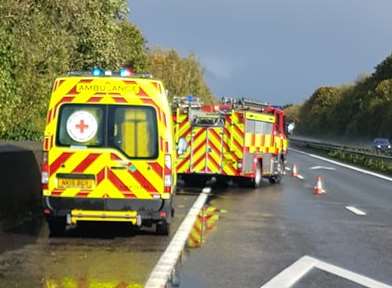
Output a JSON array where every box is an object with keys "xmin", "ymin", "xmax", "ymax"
[
  {"xmin": 189, "ymin": 127, "xmax": 224, "ymax": 174},
  {"xmin": 43, "ymin": 148, "xmax": 164, "ymax": 199},
  {"xmin": 174, "ymin": 112, "xmax": 192, "ymax": 173},
  {"xmin": 187, "ymin": 206, "xmax": 219, "ymax": 248},
  {"xmin": 173, "ymin": 110, "xmax": 245, "ymax": 176},
  {"xmin": 220, "ymin": 112, "xmax": 244, "ymax": 176}
]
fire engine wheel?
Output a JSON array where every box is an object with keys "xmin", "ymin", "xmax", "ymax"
[
  {"xmin": 156, "ymin": 221, "xmax": 170, "ymax": 236},
  {"xmin": 254, "ymin": 161, "xmax": 262, "ymax": 188},
  {"xmin": 269, "ymin": 175, "xmax": 281, "ymax": 184},
  {"xmin": 48, "ymin": 217, "xmax": 66, "ymax": 237},
  {"xmin": 245, "ymin": 162, "xmax": 262, "ymax": 189}
]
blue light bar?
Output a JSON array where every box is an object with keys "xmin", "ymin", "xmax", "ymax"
[{"xmin": 91, "ymin": 67, "xmax": 104, "ymax": 76}]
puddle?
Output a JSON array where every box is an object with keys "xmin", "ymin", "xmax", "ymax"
[{"xmin": 187, "ymin": 206, "xmax": 220, "ymax": 248}]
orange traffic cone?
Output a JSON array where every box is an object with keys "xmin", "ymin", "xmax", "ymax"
[
  {"xmin": 313, "ymin": 176, "xmax": 326, "ymax": 195},
  {"xmin": 292, "ymin": 164, "xmax": 299, "ymax": 177}
]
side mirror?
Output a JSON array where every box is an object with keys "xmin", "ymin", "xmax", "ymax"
[{"xmin": 177, "ymin": 137, "xmax": 188, "ymax": 155}]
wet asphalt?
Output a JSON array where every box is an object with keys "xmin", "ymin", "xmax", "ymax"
[
  {"xmin": 1, "ymin": 148, "xmax": 392, "ymax": 288},
  {"xmin": 0, "ymin": 193, "xmax": 197, "ymax": 288},
  {"xmin": 177, "ymin": 150, "xmax": 392, "ymax": 288}
]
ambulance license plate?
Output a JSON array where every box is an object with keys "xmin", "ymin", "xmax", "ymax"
[{"xmin": 58, "ymin": 178, "xmax": 94, "ymax": 189}]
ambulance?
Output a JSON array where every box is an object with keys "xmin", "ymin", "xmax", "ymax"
[{"xmin": 42, "ymin": 68, "xmax": 176, "ymax": 235}]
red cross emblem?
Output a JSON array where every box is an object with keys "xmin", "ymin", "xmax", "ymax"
[{"xmin": 76, "ymin": 119, "xmax": 89, "ymax": 134}]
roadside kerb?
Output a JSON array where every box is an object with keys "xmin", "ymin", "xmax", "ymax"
[{"xmin": 145, "ymin": 187, "xmax": 211, "ymax": 288}]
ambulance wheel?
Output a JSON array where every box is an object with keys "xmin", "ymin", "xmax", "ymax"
[
  {"xmin": 156, "ymin": 221, "xmax": 170, "ymax": 236},
  {"xmin": 48, "ymin": 217, "xmax": 66, "ymax": 237}
]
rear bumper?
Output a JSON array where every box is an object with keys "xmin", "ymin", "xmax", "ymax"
[{"xmin": 43, "ymin": 196, "xmax": 173, "ymax": 224}]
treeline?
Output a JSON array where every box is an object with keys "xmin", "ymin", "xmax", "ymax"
[
  {"xmin": 148, "ymin": 48, "xmax": 214, "ymax": 103},
  {"xmin": 288, "ymin": 52, "xmax": 392, "ymax": 139},
  {"xmin": 0, "ymin": 0, "xmax": 213, "ymax": 140}
]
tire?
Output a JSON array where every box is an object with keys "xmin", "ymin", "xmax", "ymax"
[
  {"xmin": 239, "ymin": 161, "xmax": 262, "ymax": 188},
  {"xmin": 156, "ymin": 221, "xmax": 170, "ymax": 236},
  {"xmin": 48, "ymin": 217, "xmax": 66, "ymax": 237},
  {"xmin": 269, "ymin": 175, "xmax": 281, "ymax": 184},
  {"xmin": 252, "ymin": 161, "xmax": 262, "ymax": 188}
]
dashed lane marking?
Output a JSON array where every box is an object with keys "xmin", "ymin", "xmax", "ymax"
[
  {"xmin": 260, "ymin": 255, "xmax": 392, "ymax": 288},
  {"xmin": 289, "ymin": 148, "xmax": 392, "ymax": 183},
  {"xmin": 309, "ymin": 165, "xmax": 336, "ymax": 171},
  {"xmin": 145, "ymin": 187, "xmax": 211, "ymax": 288},
  {"xmin": 345, "ymin": 206, "xmax": 367, "ymax": 216},
  {"xmin": 296, "ymin": 175, "xmax": 304, "ymax": 180}
]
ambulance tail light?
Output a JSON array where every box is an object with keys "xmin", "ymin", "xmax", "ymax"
[
  {"xmin": 164, "ymin": 154, "xmax": 172, "ymax": 193},
  {"xmin": 41, "ymin": 151, "xmax": 49, "ymax": 190}
]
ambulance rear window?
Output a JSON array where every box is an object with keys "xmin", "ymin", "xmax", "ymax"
[
  {"xmin": 56, "ymin": 104, "xmax": 158, "ymax": 159},
  {"xmin": 108, "ymin": 106, "xmax": 158, "ymax": 159}
]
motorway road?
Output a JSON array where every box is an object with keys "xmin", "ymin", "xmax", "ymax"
[
  {"xmin": 0, "ymin": 193, "xmax": 197, "ymax": 288},
  {"xmin": 177, "ymin": 149, "xmax": 392, "ymax": 288}
]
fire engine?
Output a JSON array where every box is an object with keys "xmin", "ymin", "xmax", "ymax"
[
  {"xmin": 42, "ymin": 68, "xmax": 175, "ymax": 236},
  {"xmin": 172, "ymin": 97, "xmax": 288, "ymax": 187}
]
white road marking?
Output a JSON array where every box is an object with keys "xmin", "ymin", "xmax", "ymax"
[
  {"xmin": 285, "ymin": 167, "xmax": 292, "ymax": 171},
  {"xmin": 309, "ymin": 165, "xmax": 336, "ymax": 171},
  {"xmin": 296, "ymin": 175, "xmax": 304, "ymax": 180},
  {"xmin": 145, "ymin": 188, "xmax": 211, "ymax": 288},
  {"xmin": 346, "ymin": 206, "xmax": 367, "ymax": 216},
  {"xmin": 289, "ymin": 148, "xmax": 392, "ymax": 183},
  {"xmin": 260, "ymin": 255, "xmax": 392, "ymax": 288},
  {"xmin": 261, "ymin": 256, "xmax": 315, "ymax": 288}
]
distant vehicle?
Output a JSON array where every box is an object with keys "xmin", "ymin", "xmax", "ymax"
[{"xmin": 372, "ymin": 138, "xmax": 392, "ymax": 153}]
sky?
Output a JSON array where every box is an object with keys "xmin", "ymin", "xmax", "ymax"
[{"xmin": 129, "ymin": 0, "xmax": 392, "ymax": 105}]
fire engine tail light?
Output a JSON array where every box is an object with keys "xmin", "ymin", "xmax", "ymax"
[
  {"xmin": 41, "ymin": 151, "xmax": 49, "ymax": 189},
  {"xmin": 164, "ymin": 154, "xmax": 172, "ymax": 193}
]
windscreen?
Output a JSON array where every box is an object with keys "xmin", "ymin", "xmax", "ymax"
[{"xmin": 57, "ymin": 104, "xmax": 158, "ymax": 159}]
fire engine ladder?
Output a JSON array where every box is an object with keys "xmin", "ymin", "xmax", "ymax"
[{"xmin": 237, "ymin": 98, "xmax": 269, "ymax": 112}]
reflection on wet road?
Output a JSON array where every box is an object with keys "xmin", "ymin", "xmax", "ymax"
[{"xmin": 0, "ymin": 194, "xmax": 196, "ymax": 288}]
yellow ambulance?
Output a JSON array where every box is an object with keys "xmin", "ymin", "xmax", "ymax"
[{"xmin": 42, "ymin": 68, "xmax": 176, "ymax": 235}]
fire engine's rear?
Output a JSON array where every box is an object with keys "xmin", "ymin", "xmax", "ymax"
[
  {"xmin": 173, "ymin": 97, "xmax": 288, "ymax": 187},
  {"xmin": 42, "ymin": 68, "xmax": 175, "ymax": 236}
]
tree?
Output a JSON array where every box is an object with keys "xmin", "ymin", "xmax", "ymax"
[
  {"xmin": 0, "ymin": 0, "xmax": 148, "ymax": 140},
  {"xmin": 148, "ymin": 48, "xmax": 214, "ymax": 103}
]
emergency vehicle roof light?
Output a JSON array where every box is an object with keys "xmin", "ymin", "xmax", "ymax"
[
  {"xmin": 92, "ymin": 67, "xmax": 104, "ymax": 76},
  {"xmin": 119, "ymin": 67, "xmax": 133, "ymax": 77}
]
